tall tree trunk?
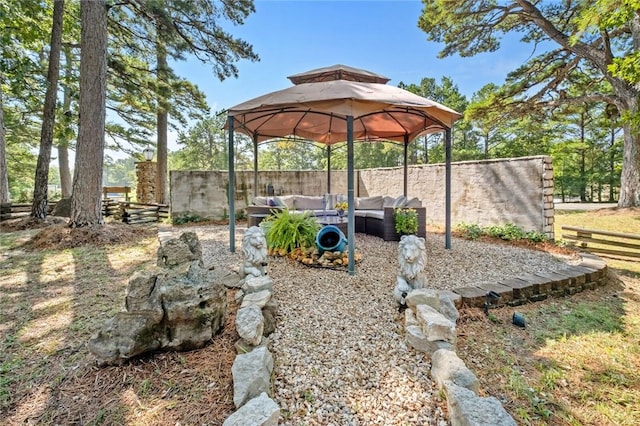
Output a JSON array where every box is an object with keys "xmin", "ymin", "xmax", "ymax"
[
  {"xmin": 58, "ymin": 45, "xmax": 74, "ymax": 199},
  {"xmin": 156, "ymin": 29, "xmax": 168, "ymax": 204},
  {"xmin": 619, "ymin": 121, "xmax": 640, "ymax": 207},
  {"xmin": 31, "ymin": 0, "xmax": 64, "ymax": 219},
  {"xmin": 617, "ymin": 93, "xmax": 639, "ymax": 207},
  {"xmin": 70, "ymin": 0, "xmax": 107, "ymax": 227},
  {"xmin": 0, "ymin": 88, "xmax": 8, "ymax": 204}
]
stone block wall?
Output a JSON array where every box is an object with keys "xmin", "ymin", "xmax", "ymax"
[{"xmin": 170, "ymin": 156, "xmax": 554, "ymax": 239}]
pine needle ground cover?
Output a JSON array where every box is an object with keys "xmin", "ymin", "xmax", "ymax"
[{"xmin": 0, "ymin": 223, "xmax": 239, "ymax": 425}]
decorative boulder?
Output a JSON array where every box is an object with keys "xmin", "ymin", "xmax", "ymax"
[{"xmin": 88, "ymin": 233, "xmax": 227, "ymax": 364}]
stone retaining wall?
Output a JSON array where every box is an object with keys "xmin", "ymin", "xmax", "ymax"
[{"xmin": 170, "ymin": 155, "xmax": 555, "ymax": 238}]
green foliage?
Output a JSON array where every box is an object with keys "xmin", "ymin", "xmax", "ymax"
[
  {"xmin": 454, "ymin": 222, "xmax": 483, "ymax": 240},
  {"xmin": 393, "ymin": 208, "xmax": 418, "ymax": 235},
  {"xmin": 261, "ymin": 209, "xmax": 320, "ymax": 253},
  {"xmin": 171, "ymin": 212, "xmax": 205, "ymax": 225},
  {"xmin": 455, "ymin": 223, "xmax": 549, "ymax": 243}
]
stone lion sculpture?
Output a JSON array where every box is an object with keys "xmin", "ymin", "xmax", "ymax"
[
  {"xmin": 393, "ymin": 234, "xmax": 427, "ymax": 307},
  {"xmin": 239, "ymin": 226, "xmax": 268, "ymax": 280}
]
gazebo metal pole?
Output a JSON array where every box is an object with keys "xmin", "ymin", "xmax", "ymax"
[
  {"xmin": 327, "ymin": 145, "xmax": 331, "ymax": 194},
  {"xmin": 403, "ymin": 135, "xmax": 409, "ymax": 197},
  {"xmin": 228, "ymin": 116, "xmax": 236, "ymax": 253},
  {"xmin": 445, "ymin": 127, "xmax": 452, "ymax": 250},
  {"xmin": 253, "ymin": 136, "xmax": 258, "ymax": 198},
  {"xmin": 347, "ymin": 116, "xmax": 355, "ymax": 275}
]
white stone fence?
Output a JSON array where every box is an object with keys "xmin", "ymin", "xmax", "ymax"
[{"xmin": 170, "ymin": 156, "xmax": 555, "ymax": 239}]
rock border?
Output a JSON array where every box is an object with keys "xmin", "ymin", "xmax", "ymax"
[{"xmin": 402, "ymin": 251, "xmax": 608, "ymax": 425}]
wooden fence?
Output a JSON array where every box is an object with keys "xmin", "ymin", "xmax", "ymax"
[
  {"xmin": 561, "ymin": 225, "xmax": 640, "ymax": 259},
  {"xmin": 1, "ymin": 201, "xmax": 169, "ymax": 225}
]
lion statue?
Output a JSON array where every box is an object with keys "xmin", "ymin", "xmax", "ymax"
[
  {"xmin": 239, "ymin": 226, "xmax": 268, "ymax": 280},
  {"xmin": 393, "ymin": 234, "xmax": 427, "ymax": 308}
]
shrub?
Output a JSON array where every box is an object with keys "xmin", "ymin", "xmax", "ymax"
[
  {"xmin": 455, "ymin": 222, "xmax": 549, "ymax": 243},
  {"xmin": 394, "ymin": 208, "xmax": 418, "ymax": 235},
  {"xmin": 172, "ymin": 212, "xmax": 205, "ymax": 225},
  {"xmin": 261, "ymin": 209, "xmax": 320, "ymax": 254},
  {"xmin": 455, "ymin": 222, "xmax": 484, "ymax": 240}
]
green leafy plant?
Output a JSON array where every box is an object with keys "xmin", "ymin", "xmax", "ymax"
[
  {"xmin": 455, "ymin": 222, "xmax": 549, "ymax": 243},
  {"xmin": 171, "ymin": 212, "xmax": 205, "ymax": 225},
  {"xmin": 394, "ymin": 208, "xmax": 418, "ymax": 235},
  {"xmin": 261, "ymin": 209, "xmax": 320, "ymax": 254}
]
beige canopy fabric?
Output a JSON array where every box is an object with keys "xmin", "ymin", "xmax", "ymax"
[
  {"xmin": 227, "ymin": 78, "xmax": 461, "ymax": 144},
  {"xmin": 287, "ymin": 64, "xmax": 391, "ymax": 85}
]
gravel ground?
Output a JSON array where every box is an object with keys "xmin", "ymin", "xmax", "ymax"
[{"xmin": 168, "ymin": 224, "xmax": 573, "ymax": 425}]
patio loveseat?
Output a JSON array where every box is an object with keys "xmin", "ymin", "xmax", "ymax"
[{"xmin": 245, "ymin": 194, "xmax": 426, "ymax": 241}]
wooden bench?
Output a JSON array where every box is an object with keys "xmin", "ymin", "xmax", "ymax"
[
  {"xmin": 102, "ymin": 186, "xmax": 130, "ymax": 201},
  {"xmin": 561, "ymin": 225, "xmax": 640, "ymax": 259}
]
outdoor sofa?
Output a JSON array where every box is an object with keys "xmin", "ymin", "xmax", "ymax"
[{"xmin": 245, "ymin": 194, "xmax": 426, "ymax": 241}]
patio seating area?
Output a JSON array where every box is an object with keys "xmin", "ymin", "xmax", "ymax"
[{"xmin": 245, "ymin": 194, "xmax": 426, "ymax": 241}]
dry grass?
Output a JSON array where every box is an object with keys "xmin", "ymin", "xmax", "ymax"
[{"xmin": 0, "ymin": 222, "xmax": 239, "ymax": 425}]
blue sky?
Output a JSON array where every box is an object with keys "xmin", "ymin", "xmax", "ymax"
[{"xmin": 171, "ymin": 0, "xmax": 539, "ymax": 116}]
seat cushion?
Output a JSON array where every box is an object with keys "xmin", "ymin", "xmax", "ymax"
[
  {"xmin": 294, "ymin": 195, "xmax": 324, "ymax": 210},
  {"xmin": 355, "ymin": 196, "xmax": 384, "ymax": 210}
]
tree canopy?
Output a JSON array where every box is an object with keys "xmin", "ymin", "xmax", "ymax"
[{"xmin": 419, "ymin": 0, "xmax": 640, "ymax": 207}]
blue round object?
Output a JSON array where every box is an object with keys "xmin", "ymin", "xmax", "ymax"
[{"xmin": 316, "ymin": 225, "xmax": 347, "ymax": 253}]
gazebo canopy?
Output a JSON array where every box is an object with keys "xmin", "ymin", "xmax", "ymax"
[
  {"xmin": 227, "ymin": 64, "xmax": 460, "ymax": 144},
  {"xmin": 226, "ymin": 65, "xmax": 461, "ymax": 274}
]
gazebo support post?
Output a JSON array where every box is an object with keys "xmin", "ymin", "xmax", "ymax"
[
  {"xmin": 253, "ymin": 135, "xmax": 258, "ymax": 198},
  {"xmin": 445, "ymin": 127, "xmax": 452, "ymax": 249},
  {"xmin": 228, "ymin": 116, "xmax": 236, "ymax": 253},
  {"xmin": 347, "ymin": 116, "xmax": 355, "ymax": 275},
  {"xmin": 403, "ymin": 135, "xmax": 409, "ymax": 197},
  {"xmin": 327, "ymin": 145, "xmax": 331, "ymax": 194}
]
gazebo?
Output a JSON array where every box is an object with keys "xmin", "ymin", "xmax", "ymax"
[{"xmin": 226, "ymin": 65, "xmax": 461, "ymax": 274}]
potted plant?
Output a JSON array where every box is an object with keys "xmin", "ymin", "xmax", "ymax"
[
  {"xmin": 393, "ymin": 208, "xmax": 418, "ymax": 235},
  {"xmin": 260, "ymin": 209, "xmax": 320, "ymax": 256}
]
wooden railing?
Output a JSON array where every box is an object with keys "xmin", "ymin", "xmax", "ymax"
[
  {"xmin": 120, "ymin": 202, "xmax": 170, "ymax": 224},
  {"xmin": 1, "ymin": 200, "xmax": 169, "ymax": 225},
  {"xmin": 1, "ymin": 202, "xmax": 57, "ymax": 221},
  {"xmin": 561, "ymin": 225, "xmax": 640, "ymax": 259}
]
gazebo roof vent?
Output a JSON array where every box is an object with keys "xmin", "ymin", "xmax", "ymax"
[{"xmin": 287, "ymin": 64, "xmax": 390, "ymax": 85}]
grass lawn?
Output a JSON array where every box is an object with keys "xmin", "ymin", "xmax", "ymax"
[{"xmin": 456, "ymin": 206, "xmax": 640, "ymax": 425}]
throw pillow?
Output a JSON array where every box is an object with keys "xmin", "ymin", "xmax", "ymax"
[
  {"xmin": 392, "ymin": 195, "xmax": 407, "ymax": 208},
  {"xmin": 355, "ymin": 196, "xmax": 384, "ymax": 210},
  {"xmin": 405, "ymin": 197, "xmax": 423, "ymax": 208}
]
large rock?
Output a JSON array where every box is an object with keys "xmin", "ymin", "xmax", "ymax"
[
  {"xmin": 89, "ymin": 234, "xmax": 227, "ymax": 364},
  {"xmin": 223, "ymin": 392, "xmax": 279, "ymax": 426},
  {"xmin": 444, "ymin": 381, "xmax": 516, "ymax": 426},
  {"xmin": 157, "ymin": 262, "xmax": 227, "ymax": 350},
  {"xmin": 242, "ymin": 276, "xmax": 274, "ymax": 294},
  {"xmin": 438, "ymin": 293, "xmax": 460, "ymax": 323},
  {"xmin": 262, "ymin": 297, "xmax": 278, "ymax": 337},
  {"xmin": 415, "ymin": 304, "xmax": 456, "ymax": 344},
  {"xmin": 406, "ymin": 288, "xmax": 440, "ymax": 311},
  {"xmin": 431, "ymin": 349, "xmax": 479, "ymax": 394},
  {"xmin": 236, "ymin": 305, "xmax": 265, "ymax": 346},
  {"xmin": 156, "ymin": 232, "xmax": 202, "ymax": 268},
  {"xmin": 232, "ymin": 346, "xmax": 274, "ymax": 408},
  {"xmin": 405, "ymin": 325, "xmax": 453, "ymax": 355},
  {"xmin": 51, "ymin": 197, "xmax": 71, "ymax": 217},
  {"xmin": 240, "ymin": 289, "xmax": 272, "ymax": 309}
]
